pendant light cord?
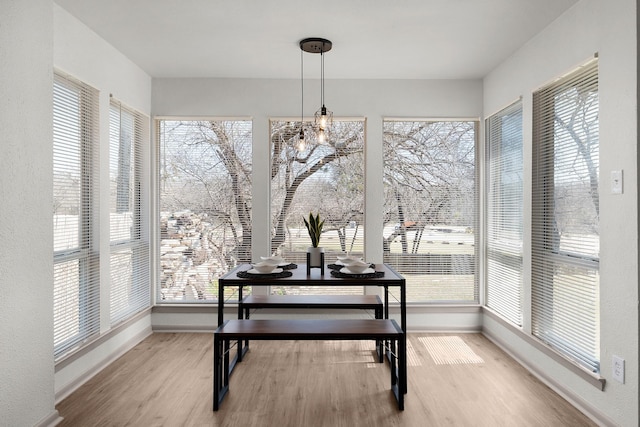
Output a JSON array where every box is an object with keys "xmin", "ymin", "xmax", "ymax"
[
  {"xmin": 301, "ymin": 48, "xmax": 304, "ymax": 127},
  {"xmin": 320, "ymin": 48, "xmax": 325, "ymax": 107}
]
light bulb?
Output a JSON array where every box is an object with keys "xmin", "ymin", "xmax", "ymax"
[
  {"xmin": 297, "ymin": 130, "xmax": 306, "ymax": 151},
  {"xmin": 319, "ymin": 115, "xmax": 328, "ymax": 130},
  {"xmin": 317, "ymin": 128, "xmax": 326, "ymax": 144},
  {"xmin": 318, "ymin": 105, "xmax": 329, "ymax": 130}
]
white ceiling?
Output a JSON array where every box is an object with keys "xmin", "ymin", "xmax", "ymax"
[{"xmin": 55, "ymin": 0, "xmax": 578, "ymax": 80}]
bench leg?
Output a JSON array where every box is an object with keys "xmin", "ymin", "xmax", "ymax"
[
  {"xmin": 389, "ymin": 336, "xmax": 405, "ymax": 411},
  {"xmin": 237, "ymin": 304, "xmax": 251, "ymax": 363},
  {"xmin": 375, "ymin": 307, "xmax": 383, "ymax": 362},
  {"xmin": 213, "ymin": 333, "xmax": 229, "ymax": 411},
  {"xmin": 402, "ymin": 334, "xmax": 407, "ymax": 395}
]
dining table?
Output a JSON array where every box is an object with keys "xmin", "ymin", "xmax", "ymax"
[{"xmin": 216, "ymin": 262, "xmax": 407, "ymax": 394}]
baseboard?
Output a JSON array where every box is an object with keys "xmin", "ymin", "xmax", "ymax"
[
  {"xmin": 35, "ymin": 410, "xmax": 63, "ymax": 427},
  {"xmin": 482, "ymin": 328, "xmax": 616, "ymax": 427},
  {"xmin": 152, "ymin": 324, "xmax": 215, "ymax": 333},
  {"xmin": 55, "ymin": 325, "xmax": 152, "ymax": 403},
  {"xmin": 408, "ymin": 325, "xmax": 482, "ymax": 333}
]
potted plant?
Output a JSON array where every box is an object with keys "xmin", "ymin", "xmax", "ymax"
[{"xmin": 303, "ymin": 212, "xmax": 324, "ymax": 267}]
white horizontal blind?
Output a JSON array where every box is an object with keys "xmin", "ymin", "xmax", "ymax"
[
  {"xmin": 269, "ymin": 119, "xmax": 365, "ymax": 295},
  {"xmin": 109, "ymin": 99, "xmax": 150, "ymax": 324},
  {"xmin": 157, "ymin": 119, "xmax": 252, "ymax": 302},
  {"xmin": 53, "ymin": 72, "xmax": 100, "ymax": 360},
  {"xmin": 532, "ymin": 59, "xmax": 600, "ymax": 372},
  {"xmin": 382, "ymin": 120, "xmax": 477, "ymax": 302},
  {"xmin": 486, "ymin": 101, "xmax": 523, "ymax": 326}
]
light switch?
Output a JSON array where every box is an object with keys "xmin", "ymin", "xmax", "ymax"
[{"xmin": 611, "ymin": 170, "xmax": 623, "ymax": 194}]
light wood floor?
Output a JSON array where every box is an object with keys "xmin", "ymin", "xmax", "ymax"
[{"xmin": 56, "ymin": 332, "xmax": 596, "ymax": 426}]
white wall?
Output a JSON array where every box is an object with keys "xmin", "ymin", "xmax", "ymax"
[
  {"xmin": 483, "ymin": 0, "xmax": 638, "ymax": 425},
  {"xmin": 0, "ymin": 1, "xmax": 57, "ymax": 425},
  {"xmin": 52, "ymin": 3, "xmax": 154, "ymax": 401}
]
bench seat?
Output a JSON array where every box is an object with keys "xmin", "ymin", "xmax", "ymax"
[
  {"xmin": 213, "ymin": 319, "xmax": 405, "ymax": 411},
  {"xmin": 238, "ymin": 295, "xmax": 384, "ymax": 361},
  {"xmin": 240, "ymin": 294, "xmax": 383, "ymax": 311}
]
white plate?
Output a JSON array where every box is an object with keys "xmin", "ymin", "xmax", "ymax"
[
  {"xmin": 247, "ymin": 268, "xmax": 283, "ymax": 275},
  {"xmin": 340, "ymin": 267, "xmax": 374, "ymax": 275}
]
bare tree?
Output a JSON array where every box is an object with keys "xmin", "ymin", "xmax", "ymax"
[
  {"xmin": 382, "ymin": 121, "xmax": 476, "ymax": 254},
  {"xmin": 270, "ymin": 120, "xmax": 365, "ymax": 255}
]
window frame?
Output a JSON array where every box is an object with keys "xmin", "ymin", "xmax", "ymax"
[
  {"xmin": 268, "ymin": 117, "xmax": 366, "ymax": 296},
  {"xmin": 382, "ymin": 118, "xmax": 479, "ymax": 303},
  {"xmin": 155, "ymin": 118, "xmax": 253, "ymax": 303},
  {"xmin": 531, "ymin": 58, "xmax": 600, "ymax": 373},
  {"xmin": 53, "ymin": 71, "xmax": 101, "ymax": 360},
  {"xmin": 109, "ymin": 98, "xmax": 151, "ymax": 325},
  {"xmin": 485, "ymin": 100, "xmax": 524, "ymax": 326}
]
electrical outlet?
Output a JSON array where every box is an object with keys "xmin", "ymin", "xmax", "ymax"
[{"xmin": 612, "ymin": 355, "xmax": 625, "ymax": 383}]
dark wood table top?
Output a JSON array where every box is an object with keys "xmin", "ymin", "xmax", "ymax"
[{"xmin": 220, "ymin": 263, "xmax": 405, "ymax": 286}]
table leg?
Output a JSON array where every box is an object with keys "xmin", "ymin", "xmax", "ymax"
[
  {"xmin": 398, "ymin": 335, "xmax": 405, "ymax": 409},
  {"xmin": 217, "ymin": 280, "xmax": 224, "ymax": 326},
  {"xmin": 213, "ymin": 332, "xmax": 224, "ymax": 411},
  {"xmin": 237, "ymin": 286, "xmax": 245, "ymax": 362},
  {"xmin": 376, "ymin": 306, "xmax": 383, "ymax": 362},
  {"xmin": 401, "ymin": 281, "xmax": 407, "ymax": 394},
  {"xmin": 384, "ymin": 285, "xmax": 390, "ymax": 362}
]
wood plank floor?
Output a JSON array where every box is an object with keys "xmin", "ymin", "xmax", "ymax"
[{"xmin": 56, "ymin": 333, "xmax": 596, "ymax": 426}]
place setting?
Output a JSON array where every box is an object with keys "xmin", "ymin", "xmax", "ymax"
[
  {"xmin": 237, "ymin": 255, "xmax": 296, "ymax": 278},
  {"xmin": 329, "ymin": 254, "xmax": 384, "ymax": 278}
]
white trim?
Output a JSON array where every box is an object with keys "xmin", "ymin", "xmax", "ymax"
[
  {"xmin": 154, "ymin": 115, "xmax": 253, "ymax": 121},
  {"xmin": 383, "ymin": 116, "xmax": 481, "ymax": 122},
  {"xmin": 269, "ymin": 116, "xmax": 367, "ymax": 122},
  {"xmin": 531, "ymin": 54, "xmax": 599, "ymax": 93},
  {"xmin": 35, "ymin": 411, "xmax": 63, "ymax": 427},
  {"xmin": 483, "ymin": 96, "xmax": 523, "ymax": 121}
]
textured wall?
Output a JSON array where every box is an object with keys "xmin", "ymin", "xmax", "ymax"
[{"xmin": 0, "ymin": 0, "xmax": 56, "ymax": 425}]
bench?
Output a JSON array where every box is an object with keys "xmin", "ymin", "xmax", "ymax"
[
  {"xmin": 213, "ymin": 319, "xmax": 405, "ymax": 411},
  {"xmin": 238, "ymin": 294, "xmax": 385, "ymax": 362}
]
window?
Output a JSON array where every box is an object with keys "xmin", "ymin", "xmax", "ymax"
[
  {"xmin": 157, "ymin": 119, "xmax": 252, "ymax": 302},
  {"xmin": 269, "ymin": 119, "xmax": 365, "ymax": 295},
  {"xmin": 382, "ymin": 120, "xmax": 478, "ymax": 302},
  {"xmin": 53, "ymin": 72, "xmax": 100, "ymax": 360},
  {"xmin": 109, "ymin": 99, "xmax": 150, "ymax": 324},
  {"xmin": 486, "ymin": 101, "xmax": 523, "ymax": 326},
  {"xmin": 532, "ymin": 59, "xmax": 599, "ymax": 372}
]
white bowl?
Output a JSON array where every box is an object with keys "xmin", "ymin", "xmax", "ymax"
[
  {"xmin": 336, "ymin": 254, "xmax": 361, "ymax": 263},
  {"xmin": 342, "ymin": 259, "xmax": 370, "ymax": 274},
  {"xmin": 260, "ymin": 256, "xmax": 285, "ymax": 265},
  {"xmin": 252, "ymin": 261, "xmax": 278, "ymax": 273}
]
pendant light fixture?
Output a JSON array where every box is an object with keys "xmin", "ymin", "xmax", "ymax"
[{"xmin": 300, "ymin": 37, "xmax": 333, "ymax": 144}]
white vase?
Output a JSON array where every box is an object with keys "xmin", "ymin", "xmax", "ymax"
[{"xmin": 307, "ymin": 246, "xmax": 324, "ymax": 267}]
